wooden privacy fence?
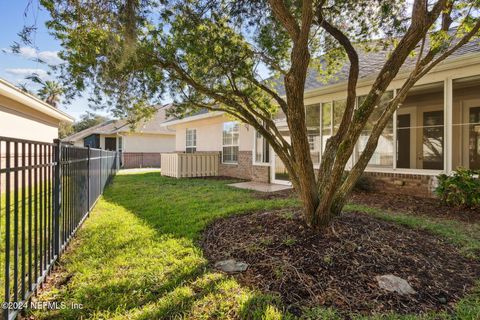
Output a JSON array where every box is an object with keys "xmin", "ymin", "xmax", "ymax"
[
  {"xmin": 161, "ymin": 152, "xmax": 219, "ymax": 178},
  {"xmin": 0, "ymin": 136, "xmax": 118, "ymax": 320}
]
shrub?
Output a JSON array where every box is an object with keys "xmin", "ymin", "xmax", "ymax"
[
  {"xmin": 353, "ymin": 175, "xmax": 375, "ymax": 193},
  {"xmin": 342, "ymin": 173, "xmax": 375, "ymax": 193},
  {"xmin": 435, "ymin": 168, "xmax": 480, "ymax": 209}
]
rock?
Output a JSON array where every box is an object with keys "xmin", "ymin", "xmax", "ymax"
[
  {"xmin": 438, "ymin": 296, "xmax": 447, "ymax": 304},
  {"xmin": 214, "ymin": 259, "xmax": 249, "ymax": 273},
  {"xmin": 376, "ymin": 274, "xmax": 416, "ymax": 295}
]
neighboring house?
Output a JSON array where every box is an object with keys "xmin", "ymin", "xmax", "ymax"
[
  {"xmin": 0, "ymin": 78, "xmax": 74, "ymax": 142},
  {"xmin": 163, "ymin": 39, "xmax": 480, "ymax": 197},
  {"xmin": 1, "ymin": 77, "xmax": 74, "ymax": 192},
  {"xmin": 64, "ymin": 105, "xmax": 175, "ymax": 168}
]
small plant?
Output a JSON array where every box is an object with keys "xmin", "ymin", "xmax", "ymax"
[
  {"xmin": 279, "ymin": 211, "xmax": 295, "ymax": 220},
  {"xmin": 283, "ymin": 236, "xmax": 297, "ymax": 246},
  {"xmin": 435, "ymin": 168, "xmax": 480, "ymax": 209}
]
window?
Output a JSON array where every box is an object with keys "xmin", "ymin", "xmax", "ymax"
[
  {"xmin": 222, "ymin": 122, "xmax": 239, "ymax": 163},
  {"xmin": 321, "ymin": 102, "xmax": 332, "ymax": 153},
  {"xmin": 186, "ymin": 128, "xmax": 196, "ymax": 153},
  {"xmin": 333, "ymin": 99, "xmax": 346, "ymax": 134},
  {"xmin": 452, "ymin": 76, "xmax": 480, "ymax": 170},
  {"xmin": 355, "ymin": 91, "xmax": 394, "ymax": 167},
  {"xmin": 306, "ymin": 104, "xmax": 320, "ymax": 164},
  {"xmin": 254, "ymin": 130, "xmax": 270, "ymax": 164},
  {"xmin": 321, "ymin": 100, "xmax": 345, "ymax": 150}
]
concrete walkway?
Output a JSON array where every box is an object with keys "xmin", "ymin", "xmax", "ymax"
[
  {"xmin": 228, "ymin": 181, "xmax": 292, "ymax": 192},
  {"xmin": 118, "ymin": 168, "xmax": 161, "ymax": 175}
]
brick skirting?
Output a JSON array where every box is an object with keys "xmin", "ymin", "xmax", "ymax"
[
  {"xmin": 122, "ymin": 152, "xmax": 161, "ymax": 168},
  {"xmin": 362, "ymin": 171, "xmax": 437, "ymax": 198},
  {"xmin": 218, "ymin": 151, "xmax": 269, "ymax": 182}
]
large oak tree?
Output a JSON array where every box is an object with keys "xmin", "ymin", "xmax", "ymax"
[{"xmin": 40, "ymin": 0, "xmax": 479, "ymax": 228}]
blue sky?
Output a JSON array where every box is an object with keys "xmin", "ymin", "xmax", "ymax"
[
  {"xmin": 0, "ymin": 1, "xmax": 102, "ymax": 121},
  {"xmin": 0, "ymin": 1, "xmax": 275, "ymax": 122}
]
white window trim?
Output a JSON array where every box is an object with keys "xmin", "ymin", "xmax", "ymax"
[
  {"xmin": 222, "ymin": 122, "xmax": 239, "ymax": 164},
  {"xmin": 185, "ymin": 128, "xmax": 197, "ymax": 153}
]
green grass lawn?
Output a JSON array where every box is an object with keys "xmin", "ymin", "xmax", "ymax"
[{"xmin": 32, "ymin": 172, "xmax": 479, "ymax": 319}]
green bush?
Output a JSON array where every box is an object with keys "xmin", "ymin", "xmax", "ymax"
[
  {"xmin": 435, "ymin": 168, "xmax": 480, "ymax": 209},
  {"xmin": 353, "ymin": 175, "xmax": 375, "ymax": 193},
  {"xmin": 341, "ymin": 172, "xmax": 375, "ymax": 193}
]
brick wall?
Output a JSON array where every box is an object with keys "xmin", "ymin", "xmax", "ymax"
[
  {"xmin": 218, "ymin": 151, "xmax": 269, "ymax": 182},
  {"xmin": 362, "ymin": 171, "xmax": 437, "ymax": 198},
  {"xmin": 122, "ymin": 152, "xmax": 161, "ymax": 168}
]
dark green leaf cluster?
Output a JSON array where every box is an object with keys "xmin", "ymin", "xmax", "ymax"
[{"xmin": 435, "ymin": 169, "xmax": 480, "ymax": 209}]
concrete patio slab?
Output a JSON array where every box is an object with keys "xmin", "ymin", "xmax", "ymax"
[{"xmin": 228, "ymin": 181, "xmax": 292, "ymax": 192}]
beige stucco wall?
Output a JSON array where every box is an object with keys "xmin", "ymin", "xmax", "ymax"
[
  {"xmin": 123, "ymin": 133, "xmax": 175, "ymax": 153},
  {"xmin": 173, "ymin": 114, "xmax": 254, "ymax": 153},
  {"xmin": 73, "ymin": 140, "xmax": 84, "ymax": 147},
  {"xmin": 0, "ymin": 95, "xmax": 59, "ymax": 142}
]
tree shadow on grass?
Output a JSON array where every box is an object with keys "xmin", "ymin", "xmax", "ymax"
[
  {"xmin": 35, "ymin": 172, "xmax": 294, "ymax": 319},
  {"xmin": 102, "ymin": 172, "xmax": 297, "ymax": 240}
]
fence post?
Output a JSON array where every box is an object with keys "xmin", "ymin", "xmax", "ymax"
[
  {"xmin": 87, "ymin": 146, "xmax": 90, "ymax": 212},
  {"xmin": 53, "ymin": 139, "xmax": 62, "ymax": 256},
  {"xmin": 99, "ymin": 150, "xmax": 102, "ymax": 192}
]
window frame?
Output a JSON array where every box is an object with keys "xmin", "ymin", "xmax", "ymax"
[
  {"xmin": 185, "ymin": 128, "xmax": 197, "ymax": 153},
  {"xmin": 222, "ymin": 122, "xmax": 240, "ymax": 164}
]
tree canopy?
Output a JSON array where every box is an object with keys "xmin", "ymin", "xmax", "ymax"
[{"xmin": 39, "ymin": 0, "xmax": 480, "ymax": 227}]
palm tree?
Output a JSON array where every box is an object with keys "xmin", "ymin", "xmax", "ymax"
[{"xmin": 26, "ymin": 74, "xmax": 64, "ymax": 108}]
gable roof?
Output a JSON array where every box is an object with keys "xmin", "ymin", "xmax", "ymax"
[
  {"xmin": 0, "ymin": 78, "xmax": 74, "ymax": 123},
  {"xmin": 64, "ymin": 104, "xmax": 175, "ymax": 142}
]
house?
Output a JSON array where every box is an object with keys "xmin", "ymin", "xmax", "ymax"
[
  {"xmin": 0, "ymin": 78, "xmax": 74, "ymax": 142},
  {"xmin": 64, "ymin": 105, "xmax": 175, "ymax": 168},
  {"xmin": 162, "ymin": 38, "xmax": 480, "ymax": 198},
  {"xmin": 1, "ymin": 77, "xmax": 75, "ymax": 192}
]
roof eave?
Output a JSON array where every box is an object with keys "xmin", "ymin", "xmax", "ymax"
[
  {"xmin": 0, "ymin": 78, "xmax": 74, "ymax": 123},
  {"xmin": 160, "ymin": 111, "xmax": 224, "ymax": 127},
  {"xmin": 302, "ymin": 52, "xmax": 480, "ymax": 99}
]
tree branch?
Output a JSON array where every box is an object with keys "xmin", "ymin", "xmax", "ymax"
[{"xmin": 267, "ymin": 0, "xmax": 300, "ymax": 40}]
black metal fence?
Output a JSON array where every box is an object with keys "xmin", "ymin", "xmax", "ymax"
[{"xmin": 0, "ymin": 136, "xmax": 118, "ymax": 320}]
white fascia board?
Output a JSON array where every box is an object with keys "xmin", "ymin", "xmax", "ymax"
[
  {"xmin": 160, "ymin": 111, "xmax": 224, "ymax": 127},
  {"xmin": 0, "ymin": 78, "xmax": 74, "ymax": 123}
]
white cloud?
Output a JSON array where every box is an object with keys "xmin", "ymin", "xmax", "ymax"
[
  {"xmin": 18, "ymin": 47, "xmax": 37, "ymax": 59},
  {"xmin": 5, "ymin": 68, "xmax": 49, "ymax": 78},
  {"xmin": 37, "ymin": 50, "xmax": 63, "ymax": 64},
  {"xmin": 5, "ymin": 46, "xmax": 63, "ymax": 64}
]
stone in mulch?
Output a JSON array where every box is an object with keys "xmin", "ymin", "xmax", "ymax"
[
  {"xmin": 201, "ymin": 209, "xmax": 480, "ymax": 316},
  {"xmin": 214, "ymin": 259, "xmax": 249, "ymax": 273},
  {"xmin": 376, "ymin": 274, "xmax": 416, "ymax": 295}
]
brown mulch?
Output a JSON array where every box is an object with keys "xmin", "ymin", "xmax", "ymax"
[
  {"xmin": 252, "ymin": 188, "xmax": 479, "ymax": 223},
  {"xmin": 201, "ymin": 209, "xmax": 480, "ymax": 317},
  {"xmin": 351, "ymin": 191, "xmax": 480, "ymax": 223}
]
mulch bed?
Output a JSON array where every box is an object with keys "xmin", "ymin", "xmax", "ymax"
[
  {"xmin": 351, "ymin": 191, "xmax": 480, "ymax": 223},
  {"xmin": 202, "ymin": 209, "xmax": 480, "ymax": 317},
  {"xmin": 252, "ymin": 189, "xmax": 479, "ymax": 223}
]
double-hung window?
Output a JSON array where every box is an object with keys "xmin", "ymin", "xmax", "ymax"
[
  {"xmin": 186, "ymin": 128, "xmax": 196, "ymax": 153},
  {"xmin": 222, "ymin": 122, "xmax": 239, "ymax": 163}
]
